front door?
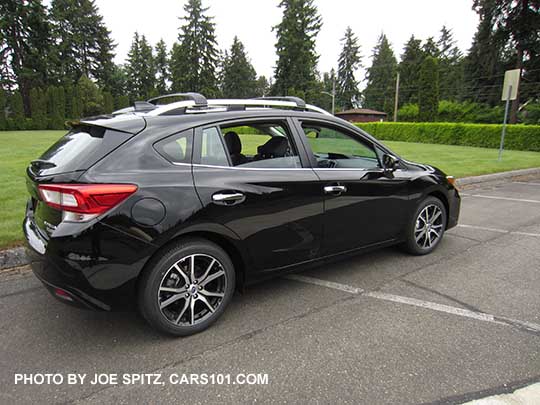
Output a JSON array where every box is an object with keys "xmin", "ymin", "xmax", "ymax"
[
  {"xmin": 192, "ymin": 119, "xmax": 324, "ymax": 272},
  {"xmin": 294, "ymin": 119, "xmax": 410, "ymax": 255}
]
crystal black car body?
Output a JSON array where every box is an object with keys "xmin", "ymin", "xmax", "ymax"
[{"xmin": 24, "ymin": 95, "xmax": 460, "ymax": 335}]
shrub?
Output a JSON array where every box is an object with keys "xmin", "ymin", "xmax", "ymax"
[{"xmin": 355, "ymin": 122, "xmax": 540, "ymax": 152}]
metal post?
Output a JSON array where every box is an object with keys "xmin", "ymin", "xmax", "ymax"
[
  {"xmin": 331, "ymin": 75, "xmax": 335, "ymax": 115},
  {"xmin": 393, "ymin": 72, "xmax": 400, "ymax": 122},
  {"xmin": 498, "ymin": 84, "xmax": 512, "ymax": 161}
]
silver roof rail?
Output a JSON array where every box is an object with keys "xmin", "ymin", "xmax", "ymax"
[
  {"xmin": 147, "ymin": 92, "xmax": 207, "ymax": 107},
  {"xmin": 145, "ymin": 98, "xmax": 331, "ymax": 116}
]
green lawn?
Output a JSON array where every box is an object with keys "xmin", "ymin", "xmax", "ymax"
[{"xmin": 1, "ymin": 130, "xmax": 540, "ymax": 249}]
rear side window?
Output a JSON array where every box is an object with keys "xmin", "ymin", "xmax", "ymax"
[
  {"xmin": 201, "ymin": 127, "xmax": 229, "ymax": 166},
  {"xmin": 154, "ymin": 129, "xmax": 193, "ymax": 164},
  {"xmin": 35, "ymin": 125, "xmax": 132, "ymax": 175}
]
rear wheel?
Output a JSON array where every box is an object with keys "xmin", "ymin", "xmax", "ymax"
[
  {"xmin": 403, "ymin": 196, "xmax": 447, "ymax": 255},
  {"xmin": 138, "ymin": 238, "xmax": 235, "ymax": 336}
]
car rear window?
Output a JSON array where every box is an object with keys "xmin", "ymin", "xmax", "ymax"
[{"xmin": 34, "ymin": 125, "xmax": 133, "ymax": 175}]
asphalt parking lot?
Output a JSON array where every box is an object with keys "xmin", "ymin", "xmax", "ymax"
[{"xmin": 1, "ymin": 179, "xmax": 539, "ymax": 404}]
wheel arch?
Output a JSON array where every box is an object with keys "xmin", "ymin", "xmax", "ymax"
[
  {"xmin": 137, "ymin": 229, "xmax": 249, "ymax": 293},
  {"xmin": 427, "ymin": 189, "xmax": 450, "ymax": 225}
]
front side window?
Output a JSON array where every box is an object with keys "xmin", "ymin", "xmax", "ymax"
[
  {"xmin": 219, "ymin": 122, "xmax": 301, "ymax": 168},
  {"xmin": 301, "ymin": 123, "xmax": 379, "ymax": 169}
]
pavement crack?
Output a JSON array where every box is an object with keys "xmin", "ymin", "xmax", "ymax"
[{"xmin": 399, "ymin": 279, "xmax": 484, "ymax": 313}]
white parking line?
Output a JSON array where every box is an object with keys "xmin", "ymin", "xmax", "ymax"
[
  {"xmin": 457, "ymin": 224, "xmax": 540, "ymax": 237},
  {"xmin": 460, "ymin": 193, "xmax": 540, "ymax": 204},
  {"xmin": 462, "ymin": 382, "xmax": 540, "ymax": 404},
  {"xmin": 285, "ymin": 274, "xmax": 540, "ymax": 334},
  {"xmin": 513, "ymin": 181, "xmax": 540, "ymax": 186},
  {"xmin": 286, "ymin": 274, "xmax": 364, "ymax": 294}
]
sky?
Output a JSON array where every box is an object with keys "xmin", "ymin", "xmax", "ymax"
[{"xmin": 91, "ymin": 0, "xmax": 479, "ymax": 81}]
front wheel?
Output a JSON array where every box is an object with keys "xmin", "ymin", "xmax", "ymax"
[
  {"xmin": 138, "ymin": 238, "xmax": 235, "ymax": 336},
  {"xmin": 403, "ymin": 196, "xmax": 447, "ymax": 255}
]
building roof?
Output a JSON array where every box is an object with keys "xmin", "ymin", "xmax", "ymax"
[{"xmin": 335, "ymin": 108, "xmax": 387, "ymax": 116}]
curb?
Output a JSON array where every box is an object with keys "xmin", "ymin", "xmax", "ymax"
[
  {"xmin": 0, "ymin": 246, "xmax": 29, "ymax": 271},
  {"xmin": 1, "ymin": 167, "xmax": 539, "ymax": 272},
  {"xmin": 456, "ymin": 167, "xmax": 540, "ymax": 188}
]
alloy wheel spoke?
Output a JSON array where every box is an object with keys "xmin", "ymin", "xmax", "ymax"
[
  {"xmin": 173, "ymin": 263, "xmax": 190, "ymax": 286},
  {"xmin": 197, "ymin": 294, "xmax": 215, "ymax": 313},
  {"xmin": 200, "ymin": 270, "xmax": 225, "ymax": 287},
  {"xmin": 190, "ymin": 295, "xmax": 196, "ymax": 325},
  {"xmin": 415, "ymin": 229, "xmax": 426, "ymax": 242},
  {"xmin": 199, "ymin": 259, "xmax": 216, "ymax": 285},
  {"xmin": 190, "ymin": 255, "xmax": 196, "ymax": 283},
  {"xmin": 174, "ymin": 298, "xmax": 190, "ymax": 324},
  {"xmin": 159, "ymin": 286, "xmax": 186, "ymax": 294},
  {"xmin": 160, "ymin": 292, "xmax": 186, "ymax": 309},
  {"xmin": 201, "ymin": 289, "xmax": 224, "ymax": 298},
  {"xmin": 431, "ymin": 210, "xmax": 441, "ymax": 223}
]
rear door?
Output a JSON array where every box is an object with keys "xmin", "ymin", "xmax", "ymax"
[
  {"xmin": 292, "ymin": 118, "xmax": 410, "ymax": 255},
  {"xmin": 191, "ymin": 117, "xmax": 324, "ymax": 272}
]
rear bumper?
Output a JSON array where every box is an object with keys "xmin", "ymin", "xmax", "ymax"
[{"xmin": 24, "ymin": 216, "xmax": 154, "ymax": 311}]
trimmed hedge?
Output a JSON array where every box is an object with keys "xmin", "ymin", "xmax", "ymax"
[{"xmin": 355, "ymin": 122, "xmax": 540, "ymax": 152}]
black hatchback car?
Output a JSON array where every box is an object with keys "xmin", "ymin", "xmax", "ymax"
[{"xmin": 24, "ymin": 94, "xmax": 460, "ymax": 336}]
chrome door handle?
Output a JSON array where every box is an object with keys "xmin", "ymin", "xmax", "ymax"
[
  {"xmin": 324, "ymin": 185, "xmax": 347, "ymax": 195},
  {"xmin": 212, "ymin": 192, "xmax": 245, "ymax": 205}
]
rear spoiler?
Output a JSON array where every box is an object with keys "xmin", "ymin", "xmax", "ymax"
[{"xmin": 73, "ymin": 114, "xmax": 147, "ymax": 134}]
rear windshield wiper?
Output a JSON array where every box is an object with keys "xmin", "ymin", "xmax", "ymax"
[{"xmin": 31, "ymin": 159, "xmax": 57, "ymax": 170}]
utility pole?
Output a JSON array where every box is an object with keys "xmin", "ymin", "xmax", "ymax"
[
  {"xmin": 331, "ymin": 75, "xmax": 336, "ymax": 115},
  {"xmin": 393, "ymin": 72, "xmax": 400, "ymax": 122},
  {"xmin": 321, "ymin": 74, "xmax": 336, "ymax": 115}
]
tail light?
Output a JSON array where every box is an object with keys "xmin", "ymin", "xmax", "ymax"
[{"xmin": 38, "ymin": 184, "xmax": 137, "ymax": 222}]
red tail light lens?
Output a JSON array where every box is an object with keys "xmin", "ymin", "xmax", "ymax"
[{"xmin": 38, "ymin": 184, "xmax": 138, "ymax": 215}]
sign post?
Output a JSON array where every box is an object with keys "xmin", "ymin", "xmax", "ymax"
[{"xmin": 498, "ymin": 69, "xmax": 520, "ymax": 161}]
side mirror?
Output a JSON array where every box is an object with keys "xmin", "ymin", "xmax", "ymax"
[{"xmin": 382, "ymin": 153, "xmax": 399, "ymax": 172}]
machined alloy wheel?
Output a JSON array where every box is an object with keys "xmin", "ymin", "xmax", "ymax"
[
  {"xmin": 403, "ymin": 196, "xmax": 447, "ymax": 255},
  {"xmin": 138, "ymin": 238, "xmax": 235, "ymax": 336},
  {"xmin": 158, "ymin": 254, "xmax": 226, "ymax": 326},
  {"xmin": 414, "ymin": 204, "xmax": 444, "ymax": 249}
]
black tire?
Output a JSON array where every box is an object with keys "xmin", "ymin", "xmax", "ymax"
[
  {"xmin": 138, "ymin": 238, "xmax": 235, "ymax": 336},
  {"xmin": 403, "ymin": 196, "xmax": 447, "ymax": 255}
]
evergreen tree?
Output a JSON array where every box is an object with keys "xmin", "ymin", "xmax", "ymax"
[
  {"xmin": 49, "ymin": 0, "xmax": 116, "ymax": 87},
  {"xmin": 437, "ymin": 26, "xmax": 464, "ymax": 101},
  {"xmin": 337, "ymin": 27, "xmax": 362, "ymax": 110},
  {"xmin": 0, "ymin": 0, "xmax": 51, "ymax": 113},
  {"xmin": 221, "ymin": 36, "xmax": 257, "ymax": 98},
  {"xmin": 471, "ymin": 0, "xmax": 540, "ymax": 122},
  {"xmin": 422, "ymin": 37, "xmax": 439, "ymax": 57},
  {"xmin": 272, "ymin": 0, "xmax": 322, "ymax": 97},
  {"xmin": 363, "ymin": 33, "xmax": 397, "ymax": 114},
  {"xmin": 398, "ymin": 35, "xmax": 424, "ymax": 105},
  {"xmin": 154, "ymin": 39, "xmax": 170, "ymax": 94},
  {"xmin": 0, "ymin": 89, "xmax": 7, "ymax": 129},
  {"xmin": 115, "ymin": 95, "xmax": 130, "ymax": 110},
  {"xmin": 418, "ymin": 56, "xmax": 439, "ymax": 121},
  {"xmin": 254, "ymin": 76, "xmax": 270, "ymax": 97},
  {"xmin": 9, "ymin": 91, "xmax": 25, "ymax": 129},
  {"xmin": 29, "ymin": 87, "xmax": 47, "ymax": 129},
  {"xmin": 125, "ymin": 32, "xmax": 156, "ymax": 101},
  {"xmin": 108, "ymin": 64, "xmax": 128, "ymax": 99},
  {"xmin": 77, "ymin": 75, "xmax": 103, "ymax": 116},
  {"xmin": 102, "ymin": 91, "xmax": 114, "ymax": 113},
  {"xmin": 464, "ymin": 0, "xmax": 508, "ymax": 107},
  {"xmin": 47, "ymin": 85, "xmax": 65, "ymax": 129},
  {"xmin": 170, "ymin": 0, "xmax": 219, "ymax": 96}
]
